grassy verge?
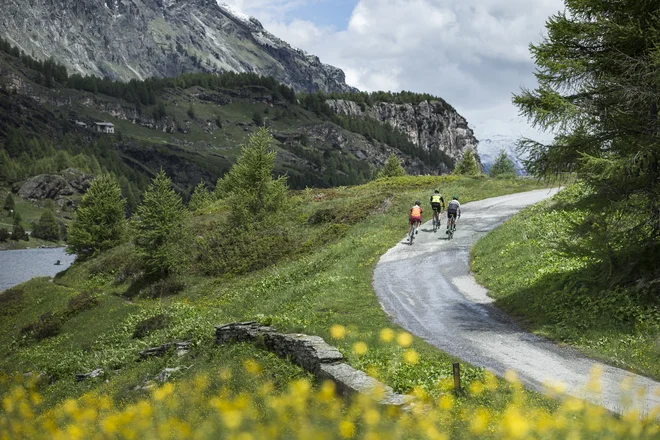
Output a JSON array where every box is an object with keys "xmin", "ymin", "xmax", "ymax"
[
  {"xmin": 471, "ymin": 184, "xmax": 660, "ymax": 380},
  {"xmin": 0, "ymin": 176, "xmax": 557, "ymax": 414}
]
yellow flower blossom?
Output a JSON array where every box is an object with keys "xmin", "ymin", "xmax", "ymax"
[
  {"xmin": 379, "ymin": 328, "xmax": 394, "ymax": 343},
  {"xmin": 330, "ymin": 324, "xmax": 346, "ymax": 339},
  {"xmin": 339, "ymin": 420, "xmax": 355, "ymax": 438},
  {"xmin": 364, "ymin": 409, "xmax": 380, "ymax": 425},
  {"xmin": 403, "ymin": 349, "xmax": 419, "ymax": 364},
  {"xmin": 470, "ymin": 408, "xmax": 489, "ymax": 434},
  {"xmin": 396, "ymin": 332, "xmax": 413, "ymax": 347},
  {"xmin": 353, "ymin": 341, "xmax": 368, "ymax": 355}
]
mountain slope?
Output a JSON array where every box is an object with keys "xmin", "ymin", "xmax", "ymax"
[{"xmin": 0, "ymin": 0, "xmax": 355, "ymax": 93}]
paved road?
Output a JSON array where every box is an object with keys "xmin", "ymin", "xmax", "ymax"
[{"xmin": 373, "ymin": 188, "xmax": 660, "ymax": 415}]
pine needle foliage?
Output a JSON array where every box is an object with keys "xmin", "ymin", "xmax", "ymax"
[
  {"xmin": 133, "ymin": 170, "xmax": 189, "ymax": 275},
  {"xmin": 513, "ymin": 0, "xmax": 660, "ymax": 247},
  {"xmin": 454, "ymin": 150, "xmax": 480, "ymax": 176},
  {"xmin": 489, "ymin": 150, "xmax": 517, "ymax": 177},
  {"xmin": 32, "ymin": 210, "xmax": 60, "ymax": 241},
  {"xmin": 188, "ymin": 180, "xmax": 212, "ymax": 213},
  {"xmin": 67, "ymin": 174, "xmax": 127, "ymax": 260},
  {"xmin": 376, "ymin": 154, "xmax": 407, "ymax": 178},
  {"xmin": 215, "ymin": 128, "xmax": 288, "ymax": 224}
]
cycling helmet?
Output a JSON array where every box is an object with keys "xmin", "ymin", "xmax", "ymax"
[
  {"xmin": 415, "ymin": 200, "xmax": 421, "ymax": 205},
  {"xmin": 434, "ymin": 189, "xmax": 440, "ymax": 193},
  {"xmin": 452, "ymin": 195, "xmax": 458, "ymax": 200}
]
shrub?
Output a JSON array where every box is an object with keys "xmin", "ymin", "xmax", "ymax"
[
  {"xmin": 132, "ymin": 313, "xmax": 171, "ymax": 339},
  {"xmin": 142, "ymin": 278, "xmax": 186, "ymax": 299},
  {"xmin": 0, "ymin": 227, "xmax": 9, "ymax": 241},
  {"xmin": 65, "ymin": 292, "xmax": 99, "ymax": 317},
  {"xmin": 20, "ymin": 312, "xmax": 63, "ymax": 341}
]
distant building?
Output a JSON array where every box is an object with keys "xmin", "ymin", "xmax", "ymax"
[
  {"xmin": 94, "ymin": 122, "xmax": 115, "ymax": 134},
  {"xmin": 75, "ymin": 120, "xmax": 87, "ymax": 128}
]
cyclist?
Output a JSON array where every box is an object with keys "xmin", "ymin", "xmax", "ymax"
[
  {"xmin": 430, "ymin": 190, "xmax": 445, "ymax": 228},
  {"xmin": 408, "ymin": 200, "xmax": 423, "ymax": 240},
  {"xmin": 446, "ymin": 195, "xmax": 461, "ymax": 234}
]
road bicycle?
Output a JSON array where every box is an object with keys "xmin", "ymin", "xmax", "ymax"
[
  {"xmin": 408, "ymin": 221, "xmax": 420, "ymax": 245},
  {"xmin": 447, "ymin": 216, "xmax": 457, "ymax": 240},
  {"xmin": 432, "ymin": 210, "xmax": 441, "ymax": 233}
]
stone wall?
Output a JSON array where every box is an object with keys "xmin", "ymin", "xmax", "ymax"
[{"xmin": 215, "ymin": 322, "xmax": 412, "ymax": 407}]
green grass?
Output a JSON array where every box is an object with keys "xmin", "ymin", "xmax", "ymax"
[
  {"xmin": 471, "ymin": 184, "xmax": 660, "ymax": 380},
  {"xmin": 0, "ymin": 176, "xmax": 555, "ymax": 412}
]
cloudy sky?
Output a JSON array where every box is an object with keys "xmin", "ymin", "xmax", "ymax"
[{"xmin": 221, "ymin": 0, "xmax": 564, "ymax": 141}]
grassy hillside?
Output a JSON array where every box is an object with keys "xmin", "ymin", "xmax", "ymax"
[
  {"xmin": 2, "ymin": 177, "xmax": 658, "ymax": 438},
  {"xmin": 472, "ymin": 184, "xmax": 660, "ymax": 380}
]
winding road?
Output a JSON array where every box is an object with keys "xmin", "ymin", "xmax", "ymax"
[{"xmin": 373, "ymin": 188, "xmax": 660, "ymax": 415}]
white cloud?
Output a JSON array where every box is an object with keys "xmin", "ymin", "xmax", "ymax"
[{"xmin": 221, "ymin": 0, "xmax": 564, "ymax": 141}]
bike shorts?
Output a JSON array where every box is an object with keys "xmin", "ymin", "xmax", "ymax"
[
  {"xmin": 447, "ymin": 211, "xmax": 458, "ymax": 220},
  {"xmin": 431, "ymin": 203, "xmax": 442, "ymax": 212},
  {"xmin": 409, "ymin": 215, "xmax": 422, "ymax": 225}
]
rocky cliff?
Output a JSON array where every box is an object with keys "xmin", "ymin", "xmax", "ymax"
[
  {"xmin": 326, "ymin": 99, "xmax": 482, "ymax": 169},
  {"xmin": 0, "ymin": 0, "xmax": 355, "ymax": 93}
]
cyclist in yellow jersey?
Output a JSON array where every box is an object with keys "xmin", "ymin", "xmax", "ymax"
[{"xmin": 430, "ymin": 189, "xmax": 445, "ymax": 228}]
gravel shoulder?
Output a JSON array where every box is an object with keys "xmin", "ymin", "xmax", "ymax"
[{"xmin": 373, "ymin": 188, "xmax": 660, "ymax": 415}]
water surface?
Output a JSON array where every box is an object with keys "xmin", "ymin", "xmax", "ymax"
[{"xmin": 0, "ymin": 248, "xmax": 75, "ymax": 292}]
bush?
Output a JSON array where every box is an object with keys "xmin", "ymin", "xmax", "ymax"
[
  {"xmin": 142, "ymin": 277, "xmax": 186, "ymax": 299},
  {"xmin": 20, "ymin": 312, "xmax": 63, "ymax": 341},
  {"xmin": 0, "ymin": 227, "xmax": 9, "ymax": 241},
  {"xmin": 65, "ymin": 292, "xmax": 99, "ymax": 317},
  {"xmin": 132, "ymin": 313, "xmax": 171, "ymax": 338}
]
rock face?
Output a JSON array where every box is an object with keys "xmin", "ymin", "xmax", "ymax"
[
  {"xmin": 216, "ymin": 322, "xmax": 412, "ymax": 407},
  {"xmin": 0, "ymin": 0, "xmax": 355, "ymax": 93},
  {"xmin": 326, "ymin": 99, "xmax": 482, "ymax": 169},
  {"xmin": 18, "ymin": 168, "xmax": 93, "ymax": 201}
]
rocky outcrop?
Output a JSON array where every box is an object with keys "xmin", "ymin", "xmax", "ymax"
[
  {"xmin": 326, "ymin": 99, "xmax": 482, "ymax": 170},
  {"xmin": 18, "ymin": 168, "xmax": 93, "ymax": 201},
  {"xmin": 0, "ymin": 0, "xmax": 356, "ymax": 93},
  {"xmin": 215, "ymin": 322, "xmax": 412, "ymax": 407}
]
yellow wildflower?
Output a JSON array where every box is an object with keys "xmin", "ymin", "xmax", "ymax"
[
  {"xmin": 403, "ymin": 349, "xmax": 419, "ymax": 364},
  {"xmin": 379, "ymin": 328, "xmax": 394, "ymax": 343},
  {"xmin": 396, "ymin": 332, "xmax": 413, "ymax": 347},
  {"xmin": 330, "ymin": 324, "xmax": 346, "ymax": 339},
  {"xmin": 339, "ymin": 420, "xmax": 356, "ymax": 438},
  {"xmin": 353, "ymin": 341, "xmax": 368, "ymax": 355}
]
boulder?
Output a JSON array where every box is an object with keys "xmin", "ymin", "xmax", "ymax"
[{"xmin": 18, "ymin": 168, "xmax": 93, "ymax": 201}]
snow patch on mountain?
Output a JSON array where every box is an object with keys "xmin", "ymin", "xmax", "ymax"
[
  {"xmin": 478, "ymin": 135, "xmax": 527, "ymax": 174},
  {"xmin": 217, "ymin": 2, "xmax": 252, "ymax": 24}
]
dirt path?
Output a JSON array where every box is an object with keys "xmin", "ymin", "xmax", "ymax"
[{"xmin": 373, "ymin": 188, "xmax": 660, "ymax": 415}]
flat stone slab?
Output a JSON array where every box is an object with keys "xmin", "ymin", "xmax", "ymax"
[{"xmin": 215, "ymin": 322, "xmax": 412, "ymax": 407}]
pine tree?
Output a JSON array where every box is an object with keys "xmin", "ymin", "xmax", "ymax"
[
  {"xmin": 216, "ymin": 128, "xmax": 288, "ymax": 223},
  {"xmin": 11, "ymin": 213, "xmax": 26, "ymax": 241},
  {"xmin": 376, "ymin": 154, "xmax": 406, "ymax": 178},
  {"xmin": 187, "ymin": 103, "xmax": 195, "ymax": 119},
  {"xmin": 488, "ymin": 150, "xmax": 517, "ymax": 177},
  {"xmin": 454, "ymin": 150, "xmax": 480, "ymax": 176},
  {"xmin": 252, "ymin": 111, "xmax": 264, "ymax": 126},
  {"xmin": 188, "ymin": 180, "xmax": 212, "ymax": 212},
  {"xmin": 513, "ymin": 0, "xmax": 660, "ymax": 241},
  {"xmin": 32, "ymin": 209, "xmax": 60, "ymax": 241},
  {"xmin": 67, "ymin": 174, "xmax": 127, "ymax": 260},
  {"xmin": 133, "ymin": 170, "xmax": 189, "ymax": 275},
  {"xmin": 3, "ymin": 193, "xmax": 14, "ymax": 213}
]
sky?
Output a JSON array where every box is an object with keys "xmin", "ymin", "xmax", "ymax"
[{"xmin": 220, "ymin": 0, "xmax": 565, "ymax": 141}]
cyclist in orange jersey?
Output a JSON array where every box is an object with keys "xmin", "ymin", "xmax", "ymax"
[{"xmin": 408, "ymin": 200, "xmax": 423, "ymax": 240}]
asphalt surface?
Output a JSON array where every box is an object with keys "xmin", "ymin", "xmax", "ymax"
[{"xmin": 373, "ymin": 188, "xmax": 660, "ymax": 415}]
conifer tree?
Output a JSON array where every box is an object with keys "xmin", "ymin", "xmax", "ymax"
[
  {"xmin": 376, "ymin": 154, "xmax": 406, "ymax": 178},
  {"xmin": 489, "ymin": 150, "xmax": 517, "ymax": 177},
  {"xmin": 454, "ymin": 150, "xmax": 480, "ymax": 176},
  {"xmin": 32, "ymin": 209, "xmax": 60, "ymax": 241},
  {"xmin": 3, "ymin": 193, "xmax": 14, "ymax": 213},
  {"xmin": 67, "ymin": 174, "xmax": 127, "ymax": 260},
  {"xmin": 513, "ymin": 0, "xmax": 660, "ymax": 241},
  {"xmin": 216, "ymin": 128, "xmax": 288, "ymax": 223},
  {"xmin": 188, "ymin": 180, "xmax": 212, "ymax": 212},
  {"xmin": 133, "ymin": 170, "xmax": 189, "ymax": 275}
]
